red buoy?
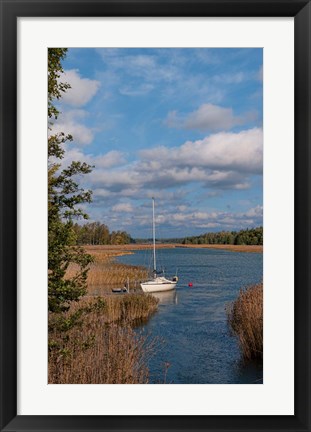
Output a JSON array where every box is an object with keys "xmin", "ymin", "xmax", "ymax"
[{"xmin": 188, "ymin": 282, "xmax": 193, "ymax": 287}]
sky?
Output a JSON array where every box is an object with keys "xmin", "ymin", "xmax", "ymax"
[{"xmin": 51, "ymin": 48, "xmax": 263, "ymax": 238}]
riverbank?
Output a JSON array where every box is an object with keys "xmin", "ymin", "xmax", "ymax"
[
  {"xmin": 51, "ymin": 243, "xmax": 160, "ymax": 384},
  {"xmin": 66, "ymin": 245, "xmax": 148, "ymax": 294},
  {"xmin": 56, "ymin": 244, "xmax": 263, "ymax": 384},
  {"xmin": 68, "ymin": 244, "xmax": 262, "ymax": 295},
  {"xmin": 83, "ymin": 243, "xmax": 263, "ymax": 255},
  {"xmin": 176, "ymin": 244, "xmax": 263, "ymax": 253},
  {"xmin": 123, "ymin": 246, "xmax": 263, "ymax": 383}
]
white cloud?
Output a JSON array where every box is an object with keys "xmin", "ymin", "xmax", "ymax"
[
  {"xmin": 165, "ymin": 104, "xmax": 246, "ymax": 132},
  {"xmin": 112, "ymin": 203, "xmax": 134, "ymax": 213},
  {"xmin": 94, "ymin": 150, "xmax": 126, "ymax": 168},
  {"xmin": 71, "ymin": 128, "xmax": 262, "ymax": 201},
  {"xmin": 97, "ymin": 50, "xmax": 179, "ymax": 83},
  {"xmin": 51, "ymin": 121, "xmax": 94, "ymax": 146},
  {"xmin": 140, "ymin": 128, "xmax": 263, "ymax": 174},
  {"xmin": 53, "ymin": 127, "xmax": 262, "ymax": 226},
  {"xmin": 57, "ymin": 148, "xmax": 127, "ymax": 171},
  {"xmin": 50, "ymin": 109, "xmax": 95, "ymax": 146},
  {"xmin": 245, "ymin": 205, "xmax": 263, "ymax": 218},
  {"xmin": 134, "ymin": 205, "xmax": 263, "ymax": 230},
  {"xmin": 60, "ymin": 69, "xmax": 100, "ymax": 107}
]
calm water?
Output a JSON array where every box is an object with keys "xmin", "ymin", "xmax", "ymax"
[{"xmin": 117, "ymin": 247, "xmax": 263, "ymax": 384}]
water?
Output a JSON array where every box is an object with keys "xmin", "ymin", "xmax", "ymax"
[{"xmin": 117, "ymin": 247, "xmax": 263, "ymax": 384}]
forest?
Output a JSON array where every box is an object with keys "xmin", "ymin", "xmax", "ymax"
[
  {"xmin": 180, "ymin": 226, "xmax": 263, "ymax": 246},
  {"xmin": 73, "ymin": 223, "xmax": 263, "ymax": 246},
  {"xmin": 72, "ymin": 222, "xmax": 133, "ymax": 245}
]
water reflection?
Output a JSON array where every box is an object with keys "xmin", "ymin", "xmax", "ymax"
[{"xmin": 151, "ymin": 290, "xmax": 178, "ymax": 305}]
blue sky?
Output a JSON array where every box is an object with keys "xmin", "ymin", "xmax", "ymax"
[{"xmin": 52, "ymin": 48, "xmax": 263, "ymax": 238}]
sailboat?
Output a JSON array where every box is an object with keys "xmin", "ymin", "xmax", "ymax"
[{"xmin": 140, "ymin": 198, "xmax": 178, "ymax": 293}]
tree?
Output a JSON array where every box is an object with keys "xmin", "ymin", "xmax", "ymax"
[
  {"xmin": 48, "ymin": 48, "xmax": 93, "ymax": 313},
  {"xmin": 110, "ymin": 230, "xmax": 130, "ymax": 245}
]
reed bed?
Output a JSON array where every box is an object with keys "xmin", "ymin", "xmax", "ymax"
[
  {"xmin": 49, "ymin": 294, "xmax": 159, "ymax": 384},
  {"xmin": 66, "ymin": 248, "xmax": 148, "ymax": 293},
  {"xmin": 68, "ymin": 293, "xmax": 159, "ymax": 324},
  {"xmin": 49, "ymin": 323, "xmax": 157, "ymax": 384},
  {"xmin": 178, "ymin": 244, "xmax": 263, "ymax": 253},
  {"xmin": 86, "ymin": 262, "xmax": 147, "ymax": 291},
  {"xmin": 227, "ymin": 282, "xmax": 263, "ymax": 361}
]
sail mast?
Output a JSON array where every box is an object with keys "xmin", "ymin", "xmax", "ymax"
[{"xmin": 152, "ymin": 197, "xmax": 156, "ymax": 274}]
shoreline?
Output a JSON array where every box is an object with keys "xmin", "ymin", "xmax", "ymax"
[
  {"xmin": 84, "ymin": 243, "xmax": 263, "ymax": 254},
  {"xmin": 175, "ymin": 244, "xmax": 262, "ymax": 253},
  {"xmin": 73, "ymin": 243, "xmax": 262, "ymax": 296}
]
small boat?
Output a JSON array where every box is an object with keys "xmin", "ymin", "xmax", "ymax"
[
  {"xmin": 111, "ymin": 288, "xmax": 128, "ymax": 293},
  {"xmin": 112, "ymin": 278, "xmax": 129, "ymax": 293},
  {"xmin": 141, "ymin": 198, "xmax": 178, "ymax": 293}
]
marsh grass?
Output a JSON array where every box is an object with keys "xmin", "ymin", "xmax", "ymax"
[
  {"xmin": 227, "ymin": 282, "xmax": 263, "ymax": 362},
  {"xmin": 50, "ymin": 245, "xmax": 163, "ymax": 384},
  {"xmin": 48, "ymin": 294, "xmax": 159, "ymax": 384},
  {"xmin": 65, "ymin": 247, "xmax": 148, "ymax": 293}
]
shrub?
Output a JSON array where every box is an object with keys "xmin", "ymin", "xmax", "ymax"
[{"xmin": 227, "ymin": 282, "xmax": 263, "ymax": 361}]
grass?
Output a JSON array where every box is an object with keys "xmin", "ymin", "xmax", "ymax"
[
  {"xmin": 227, "ymin": 282, "xmax": 263, "ymax": 361},
  {"xmin": 66, "ymin": 244, "xmax": 262, "ymax": 296},
  {"xmin": 178, "ymin": 244, "xmax": 263, "ymax": 253},
  {"xmin": 48, "ymin": 293, "xmax": 159, "ymax": 384},
  {"xmin": 53, "ymin": 246, "xmax": 159, "ymax": 384},
  {"xmin": 66, "ymin": 247, "xmax": 148, "ymax": 294},
  {"xmin": 69, "ymin": 293, "xmax": 159, "ymax": 323}
]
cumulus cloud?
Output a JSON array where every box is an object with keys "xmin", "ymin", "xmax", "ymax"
[
  {"xmin": 51, "ymin": 121, "xmax": 94, "ymax": 146},
  {"xmin": 54, "ymin": 125, "xmax": 262, "ymax": 233},
  {"xmin": 89, "ymin": 165, "xmax": 242, "ymax": 193},
  {"xmin": 131, "ymin": 205, "xmax": 263, "ymax": 231},
  {"xmin": 75, "ymin": 128, "xmax": 262, "ymax": 203},
  {"xmin": 58, "ymin": 127, "xmax": 261, "ymax": 207},
  {"xmin": 60, "ymin": 69, "xmax": 100, "ymax": 107},
  {"xmin": 58, "ymin": 148, "xmax": 127, "ymax": 171},
  {"xmin": 165, "ymin": 103, "xmax": 249, "ymax": 132},
  {"xmin": 112, "ymin": 203, "xmax": 134, "ymax": 213},
  {"xmin": 94, "ymin": 150, "xmax": 126, "ymax": 168},
  {"xmin": 244, "ymin": 205, "xmax": 263, "ymax": 218},
  {"xmin": 140, "ymin": 128, "xmax": 263, "ymax": 174},
  {"xmin": 50, "ymin": 109, "xmax": 95, "ymax": 146}
]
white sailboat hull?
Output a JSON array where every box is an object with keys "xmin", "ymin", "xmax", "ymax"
[
  {"xmin": 140, "ymin": 277, "xmax": 177, "ymax": 293},
  {"xmin": 141, "ymin": 199, "xmax": 178, "ymax": 293}
]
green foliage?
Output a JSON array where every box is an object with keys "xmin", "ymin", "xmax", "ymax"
[
  {"xmin": 72, "ymin": 222, "xmax": 134, "ymax": 245},
  {"xmin": 48, "ymin": 48, "xmax": 93, "ymax": 313},
  {"xmin": 48, "ymin": 48, "xmax": 70, "ymax": 119},
  {"xmin": 110, "ymin": 230, "xmax": 132, "ymax": 245},
  {"xmin": 181, "ymin": 226, "xmax": 263, "ymax": 246}
]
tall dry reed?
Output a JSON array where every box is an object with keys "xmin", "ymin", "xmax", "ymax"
[
  {"xmin": 227, "ymin": 282, "xmax": 263, "ymax": 361},
  {"xmin": 66, "ymin": 248, "xmax": 148, "ymax": 294},
  {"xmin": 49, "ymin": 294, "xmax": 159, "ymax": 384}
]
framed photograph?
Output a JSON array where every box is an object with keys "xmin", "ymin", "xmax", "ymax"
[{"xmin": 0, "ymin": 1, "xmax": 310, "ymax": 431}]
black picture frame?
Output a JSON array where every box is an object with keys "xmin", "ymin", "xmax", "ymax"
[{"xmin": 1, "ymin": 1, "xmax": 310, "ymax": 431}]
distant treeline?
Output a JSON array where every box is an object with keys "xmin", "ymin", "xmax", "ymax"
[
  {"xmin": 73, "ymin": 223, "xmax": 263, "ymax": 246},
  {"xmin": 180, "ymin": 226, "xmax": 263, "ymax": 246},
  {"xmin": 72, "ymin": 222, "xmax": 134, "ymax": 245}
]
